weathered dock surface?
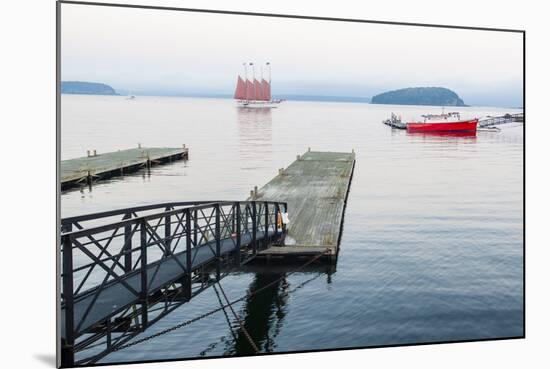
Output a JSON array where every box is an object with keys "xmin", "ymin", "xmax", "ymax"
[
  {"xmin": 252, "ymin": 150, "xmax": 355, "ymax": 261},
  {"xmin": 61, "ymin": 146, "xmax": 188, "ymax": 189}
]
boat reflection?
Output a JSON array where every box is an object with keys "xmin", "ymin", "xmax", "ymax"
[
  {"xmin": 407, "ymin": 130, "xmax": 477, "ymax": 138},
  {"xmin": 236, "ymin": 106, "xmax": 273, "ymax": 161},
  {"xmin": 405, "ymin": 130, "xmax": 478, "ymax": 146}
]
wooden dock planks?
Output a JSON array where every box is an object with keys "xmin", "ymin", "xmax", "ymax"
[
  {"xmin": 252, "ymin": 150, "xmax": 355, "ymax": 261},
  {"xmin": 61, "ymin": 146, "xmax": 188, "ymax": 189}
]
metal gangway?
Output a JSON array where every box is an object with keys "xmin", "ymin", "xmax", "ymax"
[
  {"xmin": 60, "ymin": 200, "xmax": 287, "ymax": 366},
  {"xmin": 478, "ymin": 112, "xmax": 524, "ymax": 128}
]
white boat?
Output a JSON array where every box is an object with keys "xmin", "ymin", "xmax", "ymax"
[{"xmin": 234, "ymin": 62, "xmax": 282, "ymax": 108}]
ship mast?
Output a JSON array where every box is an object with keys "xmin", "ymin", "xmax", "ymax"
[
  {"xmin": 243, "ymin": 62, "xmax": 248, "ymax": 101},
  {"xmin": 267, "ymin": 62, "xmax": 271, "ymax": 102},
  {"xmin": 250, "ymin": 62, "xmax": 255, "ymax": 101}
]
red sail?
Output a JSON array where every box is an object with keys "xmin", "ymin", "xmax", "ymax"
[
  {"xmin": 246, "ymin": 79, "xmax": 255, "ymax": 101},
  {"xmin": 262, "ymin": 79, "xmax": 271, "ymax": 101},
  {"xmin": 254, "ymin": 79, "xmax": 264, "ymax": 101},
  {"xmin": 234, "ymin": 76, "xmax": 246, "ymax": 100}
]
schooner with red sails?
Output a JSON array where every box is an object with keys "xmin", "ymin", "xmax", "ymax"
[{"xmin": 234, "ymin": 62, "xmax": 282, "ymax": 107}]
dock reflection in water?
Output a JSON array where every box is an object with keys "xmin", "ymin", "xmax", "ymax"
[
  {"xmin": 230, "ymin": 272, "xmax": 289, "ymax": 355},
  {"xmin": 197, "ymin": 264, "xmax": 335, "ymax": 357},
  {"xmin": 230, "ymin": 265, "xmax": 333, "ymax": 355}
]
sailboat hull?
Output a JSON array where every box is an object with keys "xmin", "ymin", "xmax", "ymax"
[{"xmin": 237, "ymin": 100, "xmax": 281, "ymax": 108}]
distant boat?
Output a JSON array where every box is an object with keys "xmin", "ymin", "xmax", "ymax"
[
  {"xmin": 407, "ymin": 111, "xmax": 478, "ymax": 132},
  {"xmin": 234, "ymin": 62, "xmax": 282, "ymax": 108},
  {"xmin": 126, "ymin": 90, "xmax": 136, "ymax": 100}
]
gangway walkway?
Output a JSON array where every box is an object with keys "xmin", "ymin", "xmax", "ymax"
[{"xmin": 60, "ymin": 200, "xmax": 286, "ymax": 366}]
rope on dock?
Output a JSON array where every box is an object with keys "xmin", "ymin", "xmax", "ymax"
[{"xmin": 112, "ymin": 248, "xmax": 330, "ymax": 352}]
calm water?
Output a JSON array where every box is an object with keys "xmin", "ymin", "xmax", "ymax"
[{"xmin": 61, "ymin": 95, "xmax": 523, "ymax": 363}]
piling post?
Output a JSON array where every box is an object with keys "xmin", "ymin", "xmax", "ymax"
[
  {"xmin": 93, "ymin": 149, "xmax": 97, "ymax": 156},
  {"xmin": 328, "ymin": 249, "xmax": 336, "ymax": 264},
  {"xmin": 86, "ymin": 150, "xmax": 91, "ymax": 157},
  {"xmin": 183, "ymin": 144, "xmax": 189, "ymax": 159},
  {"xmin": 278, "ymin": 168, "xmax": 284, "ymax": 175},
  {"xmin": 139, "ymin": 219, "xmax": 148, "ymax": 329},
  {"xmin": 61, "ymin": 234, "xmax": 75, "ymax": 367},
  {"xmin": 283, "ymin": 202, "xmax": 288, "ymax": 233},
  {"xmin": 254, "ymin": 186, "xmax": 258, "ymax": 197}
]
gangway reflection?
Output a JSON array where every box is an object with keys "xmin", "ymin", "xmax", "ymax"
[{"xmin": 225, "ymin": 264, "xmax": 335, "ymax": 355}]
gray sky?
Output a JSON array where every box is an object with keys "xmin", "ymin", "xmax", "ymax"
[{"xmin": 61, "ymin": 3, "xmax": 523, "ymax": 106}]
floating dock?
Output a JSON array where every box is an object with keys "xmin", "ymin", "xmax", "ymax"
[
  {"xmin": 478, "ymin": 113, "xmax": 524, "ymax": 128},
  {"xmin": 383, "ymin": 116, "xmax": 406, "ymax": 129},
  {"xmin": 60, "ymin": 146, "xmax": 188, "ymax": 190},
  {"xmin": 251, "ymin": 150, "xmax": 355, "ymax": 262}
]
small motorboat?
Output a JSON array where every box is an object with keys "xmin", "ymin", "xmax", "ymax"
[{"xmin": 406, "ymin": 111, "xmax": 478, "ymax": 132}]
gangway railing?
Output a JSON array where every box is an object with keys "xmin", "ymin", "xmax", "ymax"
[
  {"xmin": 60, "ymin": 200, "xmax": 287, "ymax": 366},
  {"xmin": 478, "ymin": 112, "xmax": 524, "ymax": 128}
]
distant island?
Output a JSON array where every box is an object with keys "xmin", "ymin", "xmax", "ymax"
[
  {"xmin": 61, "ymin": 81, "xmax": 118, "ymax": 95},
  {"xmin": 371, "ymin": 87, "xmax": 466, "ymax": 106}
]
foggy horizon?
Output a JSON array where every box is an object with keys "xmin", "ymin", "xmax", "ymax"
[{"xmin": 61, "ymin": 4, "xmax": 523, "ymax": 107}]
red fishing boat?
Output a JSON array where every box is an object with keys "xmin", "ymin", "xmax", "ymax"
[{"xmin": 406, "ymin": 112, "xmax": 478, "ymax": 132}]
